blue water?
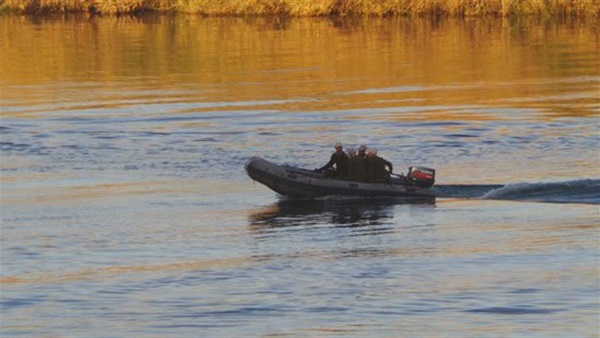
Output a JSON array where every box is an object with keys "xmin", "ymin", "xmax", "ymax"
[{"xmin": 1, "ymin": 15, "xmax": 599, "ymax": 337}]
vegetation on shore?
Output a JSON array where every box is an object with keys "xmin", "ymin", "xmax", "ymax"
[{"xmin": 1, "ymin": 0, "xmax": 599, "ymax": 16}]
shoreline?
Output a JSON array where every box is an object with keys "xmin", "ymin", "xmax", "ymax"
[{"xmin": 1, "ymin": 0, "xmax": 599, "ymax": 17}]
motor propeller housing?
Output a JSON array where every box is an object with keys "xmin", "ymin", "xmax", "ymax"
[{"xmin": 407, "ymin": 166, "xmax": 436, "ymax": 188}]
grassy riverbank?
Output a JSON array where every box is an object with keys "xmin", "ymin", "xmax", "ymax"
[{"xmin": 1, "ymin": 0, "xmax": 599, "ymax": 16}]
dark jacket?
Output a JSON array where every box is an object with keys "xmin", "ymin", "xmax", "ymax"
[
  {"xmin": 366, "ymin": 156, "xmax": 393, "ymax": 182},
  {"xmin": 319, "ymin": 151, "xmax": 349, "ymax": 176},
  {"xmin": 348, "ymin": 156, "xmax": 368, "ymax": 181}
]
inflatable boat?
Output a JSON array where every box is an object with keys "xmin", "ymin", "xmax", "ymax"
[{"xmin": 245, "ymin": 157, "xmax": 440, "ymax": 199}]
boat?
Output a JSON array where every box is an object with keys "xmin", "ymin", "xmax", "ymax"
[{"xmin": 245, "ymin": 156, "xmax": 440, "ymax": 199}]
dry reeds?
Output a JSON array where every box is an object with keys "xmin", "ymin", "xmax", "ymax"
[{"xmin": 1, "ymin": 0, "xmax": 599, "ymax": 16}]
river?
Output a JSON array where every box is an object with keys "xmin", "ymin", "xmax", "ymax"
[{"xmin": 1, "ymin": 14, "xmax": 599, "ymax": 337}]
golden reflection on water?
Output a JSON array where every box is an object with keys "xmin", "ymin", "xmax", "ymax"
[
  {"xmin": 1, "ymin": 178, "xmax": 251, "ymax": 205},
  {"xmin": 2, "ymin": 180, "xmax": 173, "ymax": 205},
  {"xmin": 0, "ymin": 256, "xmax": 251, "ymax": 285},
  {"xmin": 1, "ymin": 15, "xmax": 598, "ymax": 119}
]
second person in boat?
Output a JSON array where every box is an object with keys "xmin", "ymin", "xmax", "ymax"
[{"xmin": 348, "ymin": 148, "xmax": 368, "ymax": 181}]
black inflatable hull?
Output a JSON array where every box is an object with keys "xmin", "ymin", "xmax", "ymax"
[{"xmin": 245, "ymin": 157, "xmax": 440, "ymax": 199}]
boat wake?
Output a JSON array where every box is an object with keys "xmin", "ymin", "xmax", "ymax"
[{"xmin": 435, "ymin": 179, "xmax": 600, "ymax": 204}]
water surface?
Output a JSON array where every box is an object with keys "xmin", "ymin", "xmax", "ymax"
[{"xmin": 1, "ymin": 15, "xmax": 599, "ymax": 337}]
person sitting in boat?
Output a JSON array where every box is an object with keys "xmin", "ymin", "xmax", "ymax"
[
  {"xmin": 365, "ymin": 148, "xmax": 393, "ymax": 182},
  {"xmin": 315, "ymin": 142, "xmax": 349, "ymax": 177},
  {"xmin": 347, "ymin": 147, "xmax": 357, "ymax": 159},
  {"xmin": 357, "ymin": 144, "xmax": 368, "ymax": 158},
  {"xmin": 348, "ymin": 149, "xmax": 368, "ymax": 181}
]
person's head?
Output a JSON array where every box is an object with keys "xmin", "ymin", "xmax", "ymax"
[
  {"xmin": 347, "ymin": 148, "xmax": 356, "ymax": 158},
  {"xmin": 367, "ymin": 148, "xmax": 377, "ymax": 157},
  {"xmin": 334, "ymin": 142, "xmax": 343, "ymax": 152},
  {"xmin": 358, "ymin": 144, "xmax": 367, "ymax": 155}
]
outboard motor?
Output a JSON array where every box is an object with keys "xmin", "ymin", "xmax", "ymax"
[{"xmin": 407, "ymin": 166, "xmax": 435, "ymax": 188}]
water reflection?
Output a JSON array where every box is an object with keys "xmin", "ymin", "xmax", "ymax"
[
  {"xmin": 2, "ymin": 15, "xmax": 597, "ymax": 119},
  {"xmin": 248, "ymin": 197, "xmax": 435, "ymax": 230}
]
